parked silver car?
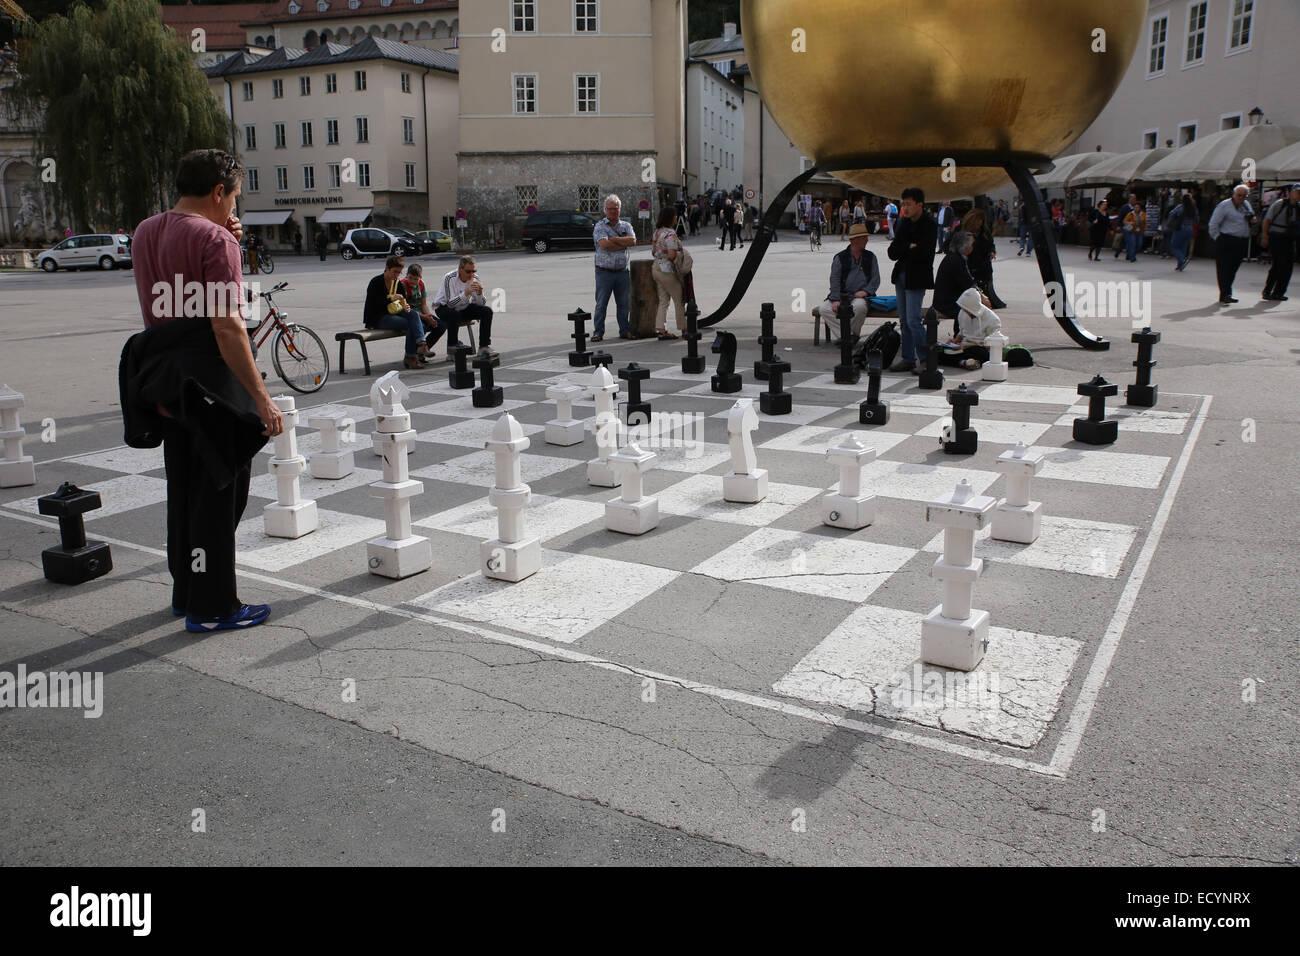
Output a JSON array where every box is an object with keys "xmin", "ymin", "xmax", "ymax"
[{"xmin": 38, "ymin": 233, "xmax": 132, "ymax": 272}]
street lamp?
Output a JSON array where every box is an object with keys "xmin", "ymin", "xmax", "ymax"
[{"xmin": 1248, "ymin": 107, "xmax": 1264, "ymax": 126}]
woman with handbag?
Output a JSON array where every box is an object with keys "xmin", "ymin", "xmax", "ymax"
[{"xmin": 651, "ymin": 207, "xmax": 687, "ymax": 340}]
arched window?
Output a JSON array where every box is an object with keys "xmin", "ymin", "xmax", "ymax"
[
  {"xmin": 304, "ymin": 29, "xmax": 319, "ymax": 48},
  {"xmin": 416, "ymin": 21, "xmax": 432, "ymax": 40}
]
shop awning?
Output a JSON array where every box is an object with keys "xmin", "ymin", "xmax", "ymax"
[
  {"xmin": 318, "ymin": 207, "xmax": 372, "ymax": 224},
  {"xmin": 1036, "ymin": 151, "xmax": 1115, "ymax": 190},
  {"xmin": 241, "ymin": 209, "xmax": 294, "ymax": 226},
  {"xmin": 1144, "ymin": 125, "xmax": 1300, "ymax": 182}
]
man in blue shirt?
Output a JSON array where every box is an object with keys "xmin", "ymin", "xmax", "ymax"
[{"xmin": 591, "ymin": 194, "xmax": 637, "ymax": 340}]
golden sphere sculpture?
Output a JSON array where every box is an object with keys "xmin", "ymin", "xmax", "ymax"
[{"xmin": 741, "ymin": 0, "xmax": 1148, "ymax": 200}]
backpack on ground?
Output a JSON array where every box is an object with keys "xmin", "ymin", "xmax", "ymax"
[
  {"xmin": 853, "ymin": 320, "xmax": 901, "ymax": 369},
  {"xmin": 1003, "ymin": 344, "xmax": 1034, "ymax": 367}
]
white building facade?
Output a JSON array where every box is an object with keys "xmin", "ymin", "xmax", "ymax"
[{"xmin": 686, "ymin": 60, "xmax": 744, "ymax": 196}]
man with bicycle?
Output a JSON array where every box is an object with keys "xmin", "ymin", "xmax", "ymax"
[{"xmin": 809, "ymin": 202, "xmax": 827, "ymax": 248}]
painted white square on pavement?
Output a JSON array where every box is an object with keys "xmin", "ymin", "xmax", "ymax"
[
  {"xmin": 977, "ymin": 382, "xmax": 1083, "ymax": 406},
  {"xmin": 1038, "ymin": 448, "xmax": 1169, "ymax": 489},
  {"xmin": 922, "ymin": 515, "xmax": 1138, "ymax": 578},
  {"xmin": 66, "ymin": 446, "xmax": 165, "ymax": 475},
  {"xmin": 414, "ymin": 493, "xmax": 603, "ymax": 541},
  {"xmin": 913, "ymin": 417, "xmax": 1054, "ymax": 447},
  {"xmin": 412, "ymin": 450, "xmax": 582, "ymax": 485},
  {"xmin": 761, "ymin": 424, "xmax": 911, "ymax": 457},
  {"xmin": 416, "ymin": 417, "xmax": 544, "ymax": 449},
  {"xmin": 234, "ymin": 508, "xmax": 386, "ymax": 572},
  {"xmin": 1056, "ymin": 406, "xmax": 1189, "ymax": 435},
  {"xmin": 3, "ymin": 474, "xmax": 168, "ymax": 520},
  {"xmin": 656, "ymin": 474, "xmax": 821, "ymax": 526},
  {"xmin": 249, "ymin": 466, "xmax": 384, "ymax": 502}
]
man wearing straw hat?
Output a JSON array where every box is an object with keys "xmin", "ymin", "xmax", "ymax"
[{"xmin": 821, "ymin": 222, "xmax": 881, "ymax": 343}]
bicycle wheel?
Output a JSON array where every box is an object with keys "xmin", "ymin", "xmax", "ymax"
[
  {"xmin": 260, "ymin": 253, "xmax": 275, "ymax": 274},
  {"xmin": 272, "ymin": 324, "xmax": 329, "ymax": 393}
]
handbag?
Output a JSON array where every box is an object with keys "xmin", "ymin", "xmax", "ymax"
[{"xmin": 675, "ymin": 246, "xmax": 694, "ymax": 275}]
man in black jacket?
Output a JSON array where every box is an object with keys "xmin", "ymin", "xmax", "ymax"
[{"xmin": 887, "ymin": 187, "xmax": 938, "ymax": 372}]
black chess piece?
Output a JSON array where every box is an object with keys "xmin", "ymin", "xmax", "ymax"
[
  {"xmin": 471, "ymin": 352, "xmax": 504, "ymax": 408},
  {"xmin": 682, "ymin": 301, "xmax": 706, "ymax": 374},
  {"xmin": 710, "ymin": 330, "xmax": 742, "ymax": 393},
  {"xmin": 618, "ymin": 362, "xmax": 652, "ymax": 426},
  {"xmin": 448, "ymin": 343, "xmax": 475, "ymax": 389},
  {"xmin": 755, "ymin": 302, "xmax": 778, "ymax": 380},
  {"xmin": 759, "ymin": 355, "xmax": 792, "ymax": 415},
  {"xmin": 859, "ymin": 350, "xmax": 890, "ymax": 425},
  {"xmin": 942, "ymin": 383, "xmax": 979, "ymax": 454},
  {"xmin": 833, "ymin": 300, "xmax": 860, "ymax": 385},
  {"xmin": 1126, "ymin": 327, "xmax": 1160, "ymax": 408},
  {"xmin": 917, "ymin": 307, "xmax": 945, "ymax": 390},
  {"xmin": 37, "ymin": 482, "xmax": 112, "ymax": 585},
  {"xmin": 568, "ymin": 307, "xmax": 592, "ymax": 367},
  {"xmin": 1074, "ymin": 374, "xmax": 1118, "ymax": 444},
  {"xmin": 590, "ymin": 349, "xmax": 613, "ymax": 370}
]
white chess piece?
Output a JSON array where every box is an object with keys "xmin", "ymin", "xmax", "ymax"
[
  {"xmin": 481, "ymin": 413, "xmax": 541, "ymax": 581},
  {"xmin": 370, "ymin": 371, "xmax": 412, "ymax": 457},
  {"xmin": 921, "ymin": 479, "xmax": 998, "ymax": 672},
  {"xmin": 991, "ymin": 442, "xmax": 1044, "ymax": 544},
  {"xmin": 722, "ymin": 399, "xmax": 767, "ymax": 503},
  {"xmin": 366, "ymin": 372, "xmax": 431, "ymax": 577},
  {"xmin": 308, "ymin": 409, "xmax": 356, "ymax": 480},
  {"xmin": 0, "ymin": 384, "xmax": 36, "ymax": 488},
  {"xmin": 263, "ymin": 395, "xmax": 318, "ymax": 538},
  {"xmin": 822, "ymin": 434, "xmax": 876, "ymax": 529},
  {"xmin": 982, "ymin": 330, "xmax": 1009, "ymax": 382},
  {"xmin": 544, "ymin": 382, "xmax": 586, "ymax": 446},
  {"xmin": 606, "ymin": 441, "xmax": 659, "ymax": 535},
  {"xmin": 586, "ymin": 365, "xmax": 620, "ymax": 487}
]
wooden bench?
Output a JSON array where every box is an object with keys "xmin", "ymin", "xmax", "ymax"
[
  {"xmin": 810, "ymin": 304, "xmax": 899, "ymax": 346},
  {"xmin": 335, "ymin": 321, "xmax": 476, "ymax": 375}
]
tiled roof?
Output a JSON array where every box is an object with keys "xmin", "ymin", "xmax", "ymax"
[
  {"xmin": 159, "ymin": 3, "xmax": 276, "ymax": 50},
  {"xmin": 244, "ymin": 0, "xmax": 457, "ymax": 27},
  {"xmin": 203, "ymin": 35, "xmax": 458, "ymax": 76}
]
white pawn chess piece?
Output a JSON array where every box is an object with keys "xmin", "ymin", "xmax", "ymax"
[
  {"xmin": 921, "ymin": 478, "xmax": 998, "ymax": 672},
  {"xmin": 481, "ymin": 413, "xmax": 541, "ymax": 581},
  {"xmin": 982, "ymin": 330, "xmax": 1009, "ymax": 382},
  {"xmin": 544, "ymin": 382, "xmax": 586, "ymax": 446},
  {"xmin": 263, "ymin": 395, "xmax": 318, "ymax": 538},
  {"xmin": 822, "ymin": 434, "xmax": 876, "ymax": 529},
  {"xmin": 586, "ymin": 365, "xmax": 620, "ymax": 487},
  {"xmin": 606, "ymin": 441, "xmax": 659, "ymax": 535},
  {"xmin": 722, "ymin": 399, "xmax": 767, "ymax": 503},
  {"xmin": 366, "ymin": 373, "xmax": 431, "ymax": 578},
  {"xmin": 308, "ymin": 409, "xmax": 356, "ymax": 480},
  {"xmin": 992, "ymin": 441, "xmax": 1045, "ymax": 544},
  {"xmin": 0, "ymin": 384, "xmax": 36, "ymax": 488}
]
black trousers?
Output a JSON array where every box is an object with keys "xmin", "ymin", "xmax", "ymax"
[
  {"xmin": 162, "ymin": 420, "xmax": 252, "ymax": 619},
  {"xmin": 1215, "ymin": 235, "xmax": 1249, "ymax": 299},
  {"xmin": 1263, "ymin": 236, "xmax": 1295, "ymax": 297},
  {"xmin": 429, "ymin": 303, "xmax": 493, "ymax": 349}
]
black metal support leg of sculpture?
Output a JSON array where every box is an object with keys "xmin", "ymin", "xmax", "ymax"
[{"xmin": 1004, "ymin": 162, "xmax": 1109, "ymax": 351}]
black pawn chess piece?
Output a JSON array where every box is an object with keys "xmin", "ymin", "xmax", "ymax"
[
  {"xmin": 590, "ymin": 349, "xmax": 613, "ymax": 370},
  {"xmin": 471, "ymin": 352, "xmax": 504, "ymax": 408},
  {"xmin": 681, "ymin": 301, "xmax": 706, "ymax": 374},
  {"xmin": 568, "ymin": 307, "xmax": 592, "ymax": 367},
  {"xmin": 448, "ymin": 343, "xmax": 475, "ymax": 389},
  {"xmin": 1074, "ymin": 374, "xmax": 1119, "ymax": 444},
  {"xmin": 917, "ymin": 307, "xmax": 945, "ymax": 390},
  {"xmin": 1126, "ymin": 327, "xmax": 1160, "ymax": 408},
  {"xmin": 755, "ymin": 302, "xmax": 778, "ymax": 380},
  {"xmin": 710, "ymin": 330, "xmax": 742, "ymax": 393},
  {"xmin": 760, "ymin": 356, "xmax": 792, "ymax": 415},
  {"xmin": 833, "ymin": 300, "xmax": 860, "ymax": 385},
  {"xmin": 618, "ymin": 361, "xmax": 652, "ymax": 426},
  {"xmin": 942, "ymin": 383, "xmax": 979, "ymax": 454},
  {"xmin": 37, "ymin": 482, "xmax": 112, "ymax": 585},
  {"xmin": 858, "ymin": 350, "xmax": 890, "ymax": 425}
]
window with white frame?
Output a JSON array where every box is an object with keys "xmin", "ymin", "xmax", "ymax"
[
  {"xmin": 302, "ymin": 165, "xmax": 315, "ymax": 189},
  {"xmin": 274, "ymin": 122, "xmax": 286, "ymax": 148},
  {"xmin": 1228, "ymin": 0, "xmax": 1253, "ymax": 52},
  {"xmin": 513, "ymin": 74, "xmax": 537, "ymax": 114},
  {"xmin": 402, "ymin": 117, "xmax": 414, "ymax": 144},
  {"xmin": 325, "ymin": 72, "xmax": 337, "ymax": 93},
  {"xmin": 275, "ymin": 166, "xmax": 288, "ymax": 191},
  {"xmin": 575, "ymin": 0, "xmax": 598, "ymax": 32},
  {"xmin": 1184, "ymin": 2, "xmax": 1207, "ymax": 65},
  {"xmin": 326, "ymin": 118, "xmax": 338, "ymax": 145},
  {"xmin": 1178, "ymin": 122, "xmax": 1197, "ymax": 146},
  {"xmin": 356, "ymin": 116, "xmax": 369, "ymax": 142},
  {"xmin": 516, "ymin": 185, "xmax": 538, "ymax": 212},
  {"xmin": 301, "ymin": 121, "xmax": 313, "ymax": 147},
  {"xmin": 1148, "ymin": 15, "xmax": 1168, "ymax": 75},
  {"xmin": 578, "ymin": 185, "xmax": 600, "ymax": 215},
  {"xmin": 400, "ymin": 72, "xmax": 411, "ymax": 93},
  {"xmin": 299, "ymin": 76, "xmax": 310, "ymax": 96},
  {"xmin": 244, "ymin": 125, "xmax": 256, "ymax": 149},
  {"xmin": 354, "ymin": 70, "xmax": 366, "ymax": 91},
  {"xmin": 1220, "ymin": 113, "xmax": 1242, "ymax": 130},
  {"xmin": 404, "ymin": 163, "xmax": 416, "ymax": 188},
  {"xmin": 328, "ymin": 163, "xmax": 341, "ymax": 189},
  {"xmin": 512, "ymin": 0, "xmax": 536, "ymax": 32},
  {"xmin": 575, "ymin": 74, "xmax": 598, "ymax": 114},
  {"xmin": 246, "ymin": 168, "xmax": 260, "ymax": 192},
  {"xmin": 272, "ymin": 78, "xmax": 284, "ymax": 98},
  {"xmin": 242, "ymin": 81, "xmax": 253, "ymax": 101},
  {"xmin": 358, "ymin": 162, "xmax": 371, "ymax": 188},
  {"xmin": 1142, "ymin": 129, "xmax": 1158, "ymax": 149}
]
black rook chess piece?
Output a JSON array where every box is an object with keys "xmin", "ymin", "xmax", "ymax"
[
  {"xmin": 859, "ymin": 350, "xmax": 890, "ymax": 425},
  {"xmin": 618, "ymin": 362, "xmax": 652, "ymax": 426},
  {"xmin": 1126, "ymin": 327, "xmax": 1160, "ymax": 408},
  {"xmin": 755, "ymin": 302, "xmax": 778, "ymax": 380},
  {"xmin": 917, "ymin": 307, "xmax": 945, "ymax": 390},
  {"xmin": 37, "ymin": 482, "xmax": 112, "ymax": 585},
  {"xmin": 942, "ymin": 383, "xmax": 979, "ymax": 454},
  {"xmin": 760, "ymin": 355, "xmax": 792, "ymax": 415},
  {"xmin": 589, "ymin": 349, "xmax": 613, "ymax": 370},
  {"xmin": 568, "ymin": 307, "xmax": 592, "ymax": 367},
  {"xmin": 1074, "ymin": 374, "xmax": 1118, "ymax": 444},
  {"xmin": 449, "ymin": 343, "xmax": 475, "ymax": 389},
  {"xmin": 682, "ymin": 301, "xmax": 706, "ymax": 374},
  {"xmin": 710, "ymin": 330, "xmax": 742, "ymax": 393},
  {"xmin": 471, "ymin": 352, "xmax": 504, "ymax": 408},
  {"xmin": 833, "ymin": 300, "xmax": 860, "ymax": 385}
]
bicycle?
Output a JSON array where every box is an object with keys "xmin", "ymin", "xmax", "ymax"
[
  {"xmin": 242, "ymin": 248, "xmax": 275, "ymax": 275},
  {"xmin": 247, "ymin": 281, "xmax": 329, "ymax": 393},
  {"xmin": 809, "ymin": 220, "xmax": 822, "ymax": 252}
]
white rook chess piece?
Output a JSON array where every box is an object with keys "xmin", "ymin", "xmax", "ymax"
[
  {"xmin": 481, "ymin": 413, "xmax": 541, "ymax": 581},
  {"xmin": 606, "ymin": 441, "xmax": 659, "ymax": 535},
  {"xmin": 992, "ymin": 441, "xmax": 1045, "ymax": 544},
  {"xmin": 263, "ymin": 395, "xmax": 318, "ymax": 538},
  {"xmin": 586, "ymin": 365, "xmax": 620, "ymax": 487},
  {"xmin": 822, "ymin": 434, "xmax": 876, "ymax": 530},
  {"xmin": 308, "ymin": 409, "xmax": 356, "ymax": 480},
  {"xmin": 921, "ymin": 478, "xmax": 998, "ymax": 672},
  {"xmin": 723, "ymin": 398, "xmax": 767, "ymax": 503},
  {"xmin": 0, "ymin": 384, "xmax": 36, "ymax": 488},
  {"xmin": 982, "ymin": 330, "xmax": 1009, "ymax": 382},
  {"xmin": 544, "ymin": 382, "xmax": 586, "ymax": 446},
  {"xmin": 366, "ymin": 373, "xmax": 431, "ymax": 578}
]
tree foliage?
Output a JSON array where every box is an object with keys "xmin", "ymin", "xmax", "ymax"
[
  {"xmin": 11, "ymin": 0, "xmax": 233, "ymax": 231},
  {"xmin": 689, "ymin": 0, "xmax": 741, "ymax": 43}
]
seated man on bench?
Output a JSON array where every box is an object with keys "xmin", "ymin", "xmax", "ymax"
[
  {"xmin": 821, "ymin": 223, "xmax": 880, "ymax": 343},
  {"xmin": 364, "ymin": 254, "xmax": 429, "ymax": 370},
  {"xmin": 429, "ymin": 255, "xmax": 495, "ymax": 358}
]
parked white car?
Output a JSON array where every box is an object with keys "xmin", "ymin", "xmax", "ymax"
[{"xmin": 38, "ymin": 233, "xmax": 133, "ymax": 272}]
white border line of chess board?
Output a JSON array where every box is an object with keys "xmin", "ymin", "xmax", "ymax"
[{"xmin": 3, "ymin": 388, "xmax": 1213, "ymax": 777}]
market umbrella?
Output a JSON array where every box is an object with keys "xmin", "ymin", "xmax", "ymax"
[
  {"xmin": 1071, "ymin": 148, "xmax": 1174, "ymax": 187},
  {"xmin": 1036, "ymin": 151, "xmax": 1115, "ymax": 189},
  {"xmin": 1255, "ymin": 141, "xmax": 1300, "ymax": 182},
  {"xmin": 1144, "ymin": 125, "xmax": 1300, "ymax": 182}
]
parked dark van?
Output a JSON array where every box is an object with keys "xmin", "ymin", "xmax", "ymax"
[{"xmin": 519, "ymin": 210, "xmax": 599, "ymax": 253}]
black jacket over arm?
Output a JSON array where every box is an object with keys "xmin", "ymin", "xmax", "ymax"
[
  {"xmin": 933, "ymin": 251, "xmax": 977, "ymax": 329},
  {"xmin": 364, "ymin": 273, "xmax": 392, "ymax": 329},
  {"xmin": 887, "ymin": 213, "xmax": 938, "ymax": 289},
  {"xmin": 118, "ymin": 316, "xmax": 267, "ymax": 491}
]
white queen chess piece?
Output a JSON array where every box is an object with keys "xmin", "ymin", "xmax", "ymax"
[
  {"xmin": 481, "ymin": 413, "xmax": 541, "ymax": 582},
  {"xmin": 982, "ymin": 329, "xmax": 1009, "ymax": 382},
  {"xmin": 366, "ymin": 372, "xmax": 431, "ymax": 578},
  {"xmin": 921, "ymin": 478, "xmax": 998, "ymax": 672},
  {"xmin": 722, "ymin": 398, "xmax": 767, "ymax": 503},
  {"xmin": 544, "ymin": 382, "xmax": 586, "ymax": 446},
  {"xmin": 606, "ymin": 441, "xmax": 659, "ymax": 535},
  {"xmin": 308, "ymin": 409, "xmax": 356, "ymax": 480},
  {"xmin": 822, "ymin": 434, "xmax": 876, "ymax": 530},
  {"xmin": 586, "ymin": 365, "xmax": 620, "ymax": 487},
  {"xmin": 992, "ymin": 441, "xmax": 1045, "ymax": 544},
  {"xmin": 263, "ymin": 395, "xmax": 318, "ymax": 538},
  {"xmin": 0, "ymin": 384, "xmax": 36, "ymax": 488}
]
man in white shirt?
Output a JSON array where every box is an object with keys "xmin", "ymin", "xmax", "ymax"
[
  {"xmin": 431, "ymin": 255, "xmax": 495, "ymax": 357},
  {"xmin": 1208, "ymin": 185, "xmax": 1255, "ymax": 305}
]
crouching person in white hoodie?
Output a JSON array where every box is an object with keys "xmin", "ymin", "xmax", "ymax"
[{"xmin": 938, "ymin": 286, "xmax": 1002, "ymax": 370}]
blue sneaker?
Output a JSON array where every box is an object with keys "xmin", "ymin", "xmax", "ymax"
[{"xmin": 185, "ymin": 604, "xmax": 272, "ymax": 633}]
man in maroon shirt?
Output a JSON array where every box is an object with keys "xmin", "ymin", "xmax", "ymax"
[{"xmin": 131, "ymin": 149, "xmax": 282, "ymax": 632}]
